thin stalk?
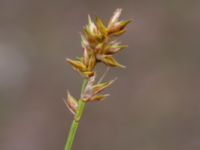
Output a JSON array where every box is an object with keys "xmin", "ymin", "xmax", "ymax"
[{"xmin": 64, "ymin": 79, "xmax": 88, "ymax": 150}]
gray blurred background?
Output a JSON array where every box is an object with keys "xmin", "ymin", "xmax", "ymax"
[{"xmin": 0, "ymin": 0, "xmax": 200, "ymax": 150}]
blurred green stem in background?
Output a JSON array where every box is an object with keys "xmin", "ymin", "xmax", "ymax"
[{"xmin": 64, "ymin": 79, "xmax": 88, "ymax": 150}]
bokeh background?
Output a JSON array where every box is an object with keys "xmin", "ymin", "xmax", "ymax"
[{"xmin": 0, "ymin": 0, "xmax": 200, "ymax": 150}]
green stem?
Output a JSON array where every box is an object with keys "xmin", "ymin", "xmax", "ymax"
[{"xmin": 64, "ymin": 79, "xmax": 88, "ymax": 150}]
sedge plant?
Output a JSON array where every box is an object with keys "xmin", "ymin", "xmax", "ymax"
[{"xmin": 64, "ymin": 8, "xmax": 131, "ymax": 150}]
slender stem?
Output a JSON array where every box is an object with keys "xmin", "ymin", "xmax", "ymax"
[{"xmin": 64, "ymin": 79, "xmax": 88, "ymax": 150}]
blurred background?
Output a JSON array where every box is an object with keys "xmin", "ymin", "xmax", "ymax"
[{"xmin": 0, "ymin": 0, "xmax": 200, "ymax": 150}]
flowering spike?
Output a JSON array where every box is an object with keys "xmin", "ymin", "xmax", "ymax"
[{"xmin": 66, "ymin": 8, "xmax": 130, "ymax": 101}]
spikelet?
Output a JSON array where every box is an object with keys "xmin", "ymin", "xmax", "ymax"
[
  {"xmin": 81, "ymin": 76, "xmax": 116, "ymax": 102},
  {"xmin": 64, "ymin": 91, "xmax": 78, "ymax": 115}
]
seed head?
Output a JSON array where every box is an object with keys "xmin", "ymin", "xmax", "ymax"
[{"xmin": 65, "ymin": 8, "xmax": 131, "ymax": 114}]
